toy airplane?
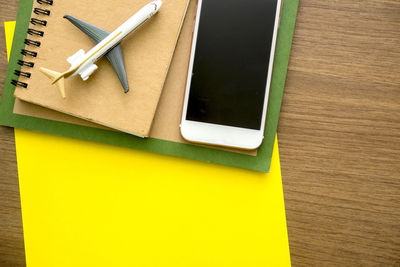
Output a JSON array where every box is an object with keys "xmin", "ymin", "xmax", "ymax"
[{"xmin": 40, "ymin": 0, "xmax": 163, "ymax": 98}]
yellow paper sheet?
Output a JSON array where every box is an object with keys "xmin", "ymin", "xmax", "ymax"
[
  {"xmin": 5, "ymin": 22, "xmax": 290, "ymax": 267},
  {"xmin": 4, "ymin": 21, "xmax": 15, "ymax": 62}
]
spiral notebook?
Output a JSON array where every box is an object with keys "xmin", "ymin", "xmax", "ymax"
[
  {"xmin": 13, "ymin": 0, "xmax": 190, "ymax": 137},
  {"xmin": 1, "ymin": 0, "xmax": 299, "ymax": 172}
]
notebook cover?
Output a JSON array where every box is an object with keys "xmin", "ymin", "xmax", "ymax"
[{"xmin": 0, "ymin": 0, "xmax": 299, "ymax": 172}]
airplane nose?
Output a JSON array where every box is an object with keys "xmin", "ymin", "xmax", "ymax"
[{"xmin": 153, "ymin": 0, "xmax": 162, "ymax": 11}]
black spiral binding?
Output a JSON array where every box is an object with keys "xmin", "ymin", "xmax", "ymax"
[
  {"xmin": 24, "ymin": 39, "xmax": 41, "ymax": 47},
  {"xmin": 30, "ymin": 18, "xmax": 47, "ymax": 26},
  {"xmin": 21, "ymin": 49, "xmax": 38, "ymax": 57},
  {"xmin": 34, "ymin": 8, "xmax": 51, "ymax": 16},
  {"xmin": 14, "ymin": 70, "xmax": 32, "ymax": 78},
  {"xmin": 11, "ymin": 80, "xmax": 28, "ymax": 88},
  {"xmin": 12, "ymin": 0, "xmax": 52, "ymax": 88},
  {"xmin": 37, "ymin": 0, "xmax": 53, "ymax": 5},
  {"xmin": 18, "ymin": 60, "xmax": 35, "ymax": 68},
  {"xmin": 27, "ymin": 29, "xmax": 44, "ymax": 37}
]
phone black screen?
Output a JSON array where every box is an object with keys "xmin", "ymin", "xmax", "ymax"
[{"xmin": 186, "ymin": 0, "xmax": 278, "ymax": 130}]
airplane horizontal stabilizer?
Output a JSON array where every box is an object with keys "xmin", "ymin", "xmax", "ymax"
[{"xmin": 39, "ymin": 67, "xmax": 66, "ymax": 99}]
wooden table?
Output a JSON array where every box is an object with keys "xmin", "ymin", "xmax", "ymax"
[{"xmin": 1, "ymin": 0, "xmax": 399, "ymax": 266}]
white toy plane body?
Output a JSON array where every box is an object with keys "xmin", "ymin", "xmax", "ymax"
[{"xmin": 41, "ymin": 0, "xmax": 162, "ymax": 98}]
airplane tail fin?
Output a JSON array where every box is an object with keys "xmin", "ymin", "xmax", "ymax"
[{"xmin": 39, "ymin": 67, "xmax": 66, "ymax": 99}]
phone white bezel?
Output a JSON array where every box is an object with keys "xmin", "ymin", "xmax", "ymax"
[{"xmin": 180, "ymin": 0, "xmax": 282, "ymax": 150}]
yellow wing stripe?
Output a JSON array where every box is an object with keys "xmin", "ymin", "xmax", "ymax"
[{"xmin": 80, "ymin": 31, "xmax": 123, "ymax": 66}]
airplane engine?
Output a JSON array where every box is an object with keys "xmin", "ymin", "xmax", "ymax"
[{"xmin": 80, "ymin": 64, "xmax": 98, "ymax": 81}]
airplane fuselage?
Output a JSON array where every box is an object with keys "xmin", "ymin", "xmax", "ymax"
[{"xmin": 52, "ymin": 0, "xmax": 162, "ymax": 84}]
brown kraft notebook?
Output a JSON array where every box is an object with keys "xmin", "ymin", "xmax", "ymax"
[{"xmin": 14, "ymin": 0, "xmax": 190, "ymax": 137}]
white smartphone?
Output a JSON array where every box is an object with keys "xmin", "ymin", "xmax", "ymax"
[{"xmin": 180, "ymin": 0, "xmax": 282, "ymax": 150}]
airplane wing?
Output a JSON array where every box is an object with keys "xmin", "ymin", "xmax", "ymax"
[{"xmin": 63, "ymin": 15, "xmax": 129, "ymax": 93}]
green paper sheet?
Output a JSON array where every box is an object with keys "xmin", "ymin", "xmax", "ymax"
[{"xmin": 0, "ymin": 0, "xmax": 298, "ymax": 172}]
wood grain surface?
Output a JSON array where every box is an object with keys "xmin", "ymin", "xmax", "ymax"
[
  {"xmin": 0, "ymin": 1, "xmax": 25, "ymax": 266},
  {"xmin": 0, "ymin": 0, "xmax": 399, "ymax": 266}
]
